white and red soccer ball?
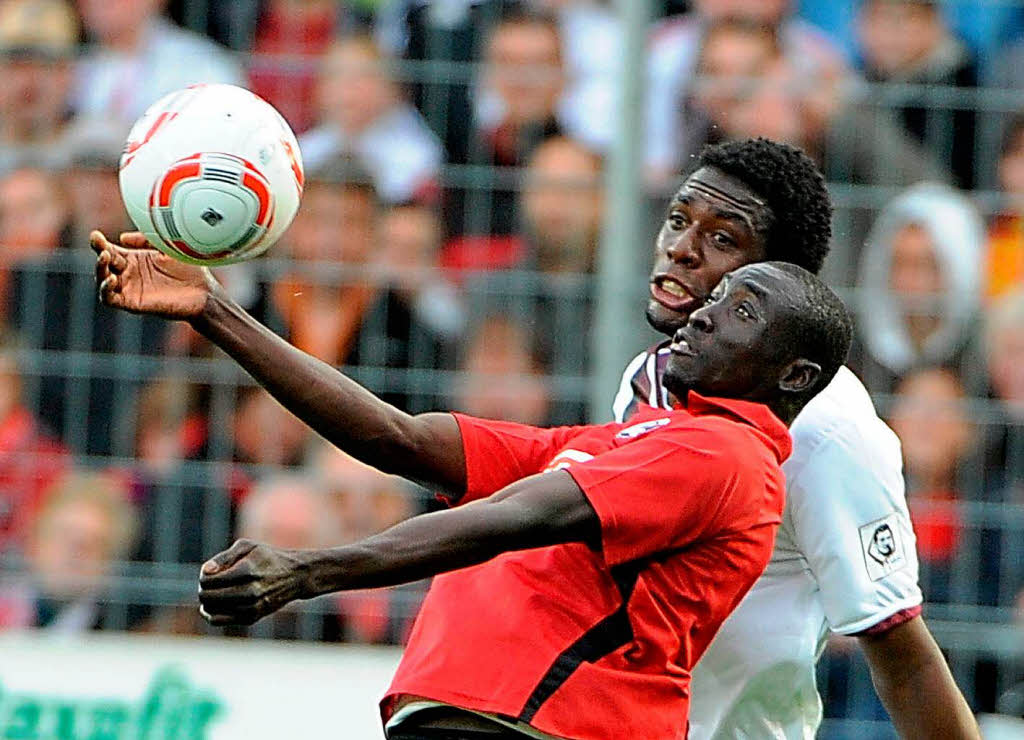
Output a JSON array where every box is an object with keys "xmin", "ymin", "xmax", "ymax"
[{"xmin": 119, "ymin": 84, "xmax": 304, "ymax": 265}]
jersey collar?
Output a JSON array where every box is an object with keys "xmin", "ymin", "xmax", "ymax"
[{"xmin": 677, "ymin": 391, "xmax": 792, "ymax": 462}]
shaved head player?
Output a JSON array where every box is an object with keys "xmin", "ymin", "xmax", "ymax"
[
  {"xmin": 95, "ymin": 215, "xmax": 848, "ymax": 738},
  {"xmin": 613, "ymin": 138, "xmax": 978, "ymax": 740}
]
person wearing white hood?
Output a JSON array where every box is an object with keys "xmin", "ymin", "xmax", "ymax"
[{"xmin": 856, "ymin": 182, "xmax": 985, "ymax": 389}]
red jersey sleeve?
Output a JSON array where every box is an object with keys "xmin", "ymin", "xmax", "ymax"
[
  {"xmin": 451, "ymin": 413, "xmax": 585, "ymax": 505},
  {"xmin": 566, "ymin": 421, "xmax": 776, "ymax": 566}
]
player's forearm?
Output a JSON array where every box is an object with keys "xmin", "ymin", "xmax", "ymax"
[
  {"xmin": 871, "ymin": 660, "xmax": 978, "ymax": 739},
  {"xmin": 860, "ymin": 619, "xmax": 980, "ymax": 739},
  {"xmin": 301, "ymin": 471, "xmax": 599, "ymax": 595},
  {"xmin": 190, "ymin": 290, "xmax": 465, "ymax": 491}
]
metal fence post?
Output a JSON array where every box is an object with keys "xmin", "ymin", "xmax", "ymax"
[{"xmin": 588, "ymin": 0, "xmax": 655, "ymax": 422}]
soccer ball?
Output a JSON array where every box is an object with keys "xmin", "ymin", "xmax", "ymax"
[{"xmin": 119, "ymin": 84, "xmax": 304, "ymax": 266}]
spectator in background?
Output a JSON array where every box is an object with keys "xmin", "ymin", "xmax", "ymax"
[
  {"xmin": 273, "ymin": 158, "xmax": 458, "ymax": 410},
  {"xmin": 475, "ymin": 9, "xmax": 565, "ymax": 163},
  {"xmin": 888, "ymin": 367, "xmax": 971, "ymax": 603},
  {"xmin": 247, "ymin": 0, "xmax": 345, "ymax": 134},
  {"xmin": 0, "ymin": 331, "xmax": 69, "ymax": 555},
  {"xmin": 645, "ymin": 0, "xmax": 848, "ymax": 187},
  {"xmin": 310, "ymin": 441, "xmax": 419, "ymax": 547},
  {"xmin": 856, "ymin": 0, "xmax": 979, "ymax": 189},
  {"xmin": 299, "ymin": 34, "xmax": 443, "ymax": 204},
  {"xmin": 854, "ymin": 183, "xmax": 984, "ymax": 391},
  {"xmin": 128, "ymin": 377, "xmax": 237, "ymax": 571},
  {"xmin": 444, "ymin": 133, "xmax": 605, "ymax": 276},
  {"xmin": 377, "ymin": 202, "xmax": 464, "ymax": 342},
  {"xmin": 455, "ymin": 315, "xmax": 551, "ymax": 426},
  {"xmin": 238, "ymin": 473, "xmax": 342, "ymax": 550},
  {"xmin": 678, "ymin": 17, "xmax": 945, "ymax": 282},
  {"xmin": 232, "ymin": 386, "xmax": 311, "ymax": 469},
  {"xmin": 459, "ymin": 8, "xmax": 567, "ymax": 236},
  {"xmin": 685, "ymin": 17, "xmax": 943, "ymax": 189},
  {"xmin": 521, "ymin": 135, "xmax": 603, "ymax": 274},
  {"xmin": 73, "ymin": 0, "xmax": 242, "ymax": 125},
  {"xmin": 527, "ymin": 0, "xmax": 621, "ymax": 152},
  {"xmin": 272, "ymin": 160, "xmax": 380, "ymax": 365},
  {"xmin": 981, "ymin": 292, "xmax": 1024, "ymax": 502},
  {"xmin": 310, "ymin": 443, "xmax": 423, "ymax": 644},
  {"xmin": 0, "ymin": 0, "xmax": 79, "ymax": 171},
  {"xmin": 0, "ymin": 471, "xmax": 138, "ymax": 631},
  {"xmin": 237, "ymin": 474, "xmax": 343, "ymax": 645},
  {"xmin": 458, "ymin": 135, "xmax": 600, "ymax": 423},
  {"xmin": 986, "ymin": 292, "xmax": 1024, "ymax": 423},
  {"xmin": 3, "ymin": 167, "xmax": 165, "ymax": 456},
  {"xmin": 985, "ymin": 115, "xmax": 1024, "ymax": 301},
  {"xmin": 59, "ymin": 120, "xmax": 133, "ymax": 249},
  {"xmin": 0, "ymin": 166, "xmax": 69, "ymax": 258},
  {"xmin": 378, "ymin": 0, "xmax": 517, "ymax": 175},
  {"xmin": 296, "ymin": 33, "xmax": 440, "ymax": 203}
]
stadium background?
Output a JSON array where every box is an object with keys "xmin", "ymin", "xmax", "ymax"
[{"xmin": 0, "ymin": 0, "xmax": 1021, "ymax": 737}]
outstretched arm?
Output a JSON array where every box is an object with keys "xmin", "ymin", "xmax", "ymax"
[
  {"xmin": 858, "ymin": 617, "xmax": 980, "ymax": 739},
  {"xmin": 91, "ymin": 231, "xmax": 465, "ymax": 493},
  {"xmin": 198, "ymin": 469, "xmax": 600, "ymax": 625}
]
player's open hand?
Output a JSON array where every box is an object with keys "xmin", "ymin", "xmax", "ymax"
[
  {"xmin": 198, "ymin": 539, "xmax": 312, "ymax": 626},
  {"xmin": 91, "ymin": 230, "xmax": 219, "ymax": 321}
]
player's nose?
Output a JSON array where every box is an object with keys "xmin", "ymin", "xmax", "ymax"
[
  {"xmin": 688, "ymin": 306, "xmax": 714, "ymax": 334},
  {"xmin": 665, "ymin": 230, "xmax": 701, "ymax": 267}
]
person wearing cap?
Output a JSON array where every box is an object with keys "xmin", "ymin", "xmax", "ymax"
[{"xmin": 0, "ymin": 0, "xmax": 80, "ymax": 171}]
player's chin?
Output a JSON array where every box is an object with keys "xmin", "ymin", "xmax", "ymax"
[
  {"xmin": 645, "ymin": 300, "xmax": 688, "ymax": 337},
  {"xmin": 664, "ymin": 354, "xmax": 699, "ymax": 395}
]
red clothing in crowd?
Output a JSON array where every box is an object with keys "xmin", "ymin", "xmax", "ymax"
[
  {"xmin": 0, "ymin": 407, "xmax": 69, "ymax": 552},
  {"xmin": 248, "ymin": 2, "xmax": 337, "ymax": 133},
  {"xmin": 383, "ymin": 395, "xmax": 791, "ymax": 740}
]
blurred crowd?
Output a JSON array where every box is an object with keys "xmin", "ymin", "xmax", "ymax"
[{"xmin": 0, "ymin": 0, "xmax": 1022, "ymax": 730}]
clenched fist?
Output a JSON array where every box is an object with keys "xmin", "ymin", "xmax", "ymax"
[
  {"xmin": 198, "ymin": 539, "xmax": 314, "ymax": 626},
  {"xmin": 91, "ymin": 230, "xmax": 220, "ymax": 320}
]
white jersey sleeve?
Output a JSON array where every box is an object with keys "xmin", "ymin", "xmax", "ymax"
[{"xmin": 783, "ymin": 367, "xmax": 922, "ymax": 635}]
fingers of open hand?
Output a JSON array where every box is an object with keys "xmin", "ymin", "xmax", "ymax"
[
  {"xmin": 93, "ymin": 232, "xmax": 130, "ymax": 304},
  {"xmin": 118, "ymin": 231, "xmax": 153, "ymax": 250},
  {"xmin": 89, "ymin": 230, "xmax": 110, "ymax": 256}
]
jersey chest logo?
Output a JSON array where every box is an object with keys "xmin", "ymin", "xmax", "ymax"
[
  {"xmin": 615, "ymin": 417, "xmax": 671, "ymax": 440},
  {"xmin": 859, "ymin": 513, "xmax": 908, "ymax": 581}
]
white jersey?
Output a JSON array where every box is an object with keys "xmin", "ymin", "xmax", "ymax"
[{"xmin": 613, "ymin": 349, "xmax": 922, "ymax": 739}]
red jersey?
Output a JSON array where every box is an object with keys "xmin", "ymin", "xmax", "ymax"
[{"xmin": 382, "ymin": 394, "xmax": 791, "ymax": 740}]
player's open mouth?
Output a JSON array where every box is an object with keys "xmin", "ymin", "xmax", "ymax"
[{"xmin": 651, "ymin": 276, "xmax": 699, "ymax": 312}]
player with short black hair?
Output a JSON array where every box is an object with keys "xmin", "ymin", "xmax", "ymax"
[
  {"xmin": 615, "ymin": 138, "xmax": 978, "ymax": 740},
  {"xmin": 697, "ymin": 138, "xmax": 833, "ymax": 273}
]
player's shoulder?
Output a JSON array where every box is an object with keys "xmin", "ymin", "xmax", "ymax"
[
  {"xmin": 785, "ymin": 366, "xmax": 903, "ymax": 483},
  {"xmin": 662, "ymin": 404, "xmax": 786, "ymax": 473}
]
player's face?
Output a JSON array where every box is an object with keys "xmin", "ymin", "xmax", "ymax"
[
  {"xmin": 874, "ymin": 527, "xmax": 895, "ymax": 556},
  {"xmin": 647, "ymin": 167, "xmax": 771, "ymax": 336},
  {"xmin": 663, "ymin": 263, "xmax": 797, "ymax": 401}
]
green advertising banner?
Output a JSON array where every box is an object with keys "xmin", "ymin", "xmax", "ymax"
[{"xmin": 0, "ymin": 633, "xmax": 402, "ymax": 739}]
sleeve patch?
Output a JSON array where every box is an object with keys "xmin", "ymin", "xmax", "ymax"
[{"xmin": 859, "ymin": 513, "xmax": 908, "ymax": 581}]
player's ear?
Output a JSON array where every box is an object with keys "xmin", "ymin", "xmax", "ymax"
[{"xmin": 778, "ymin": 358, "xmax": 821, "ymax": 395}]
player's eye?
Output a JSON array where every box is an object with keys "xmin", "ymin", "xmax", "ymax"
[
  {"xmin": 712, "ymin": 232, "xmax": 734, "ymax": 247},
  {"xmin": 736, "ymin": 303, "xmax": 754, "ymax": 319},
  {"xmin": 704, "ymin": 294, "xmax": 718, "ymax": 307},
  {"xmin": 667, "ymin": 211, "xmax": 688, "ymax": 230}
]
